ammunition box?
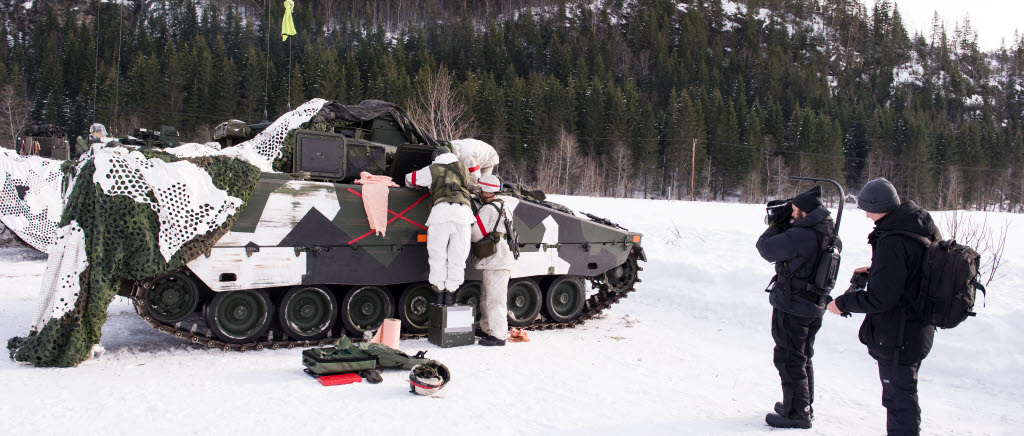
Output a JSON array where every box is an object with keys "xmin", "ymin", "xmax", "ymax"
[{"xmin": 427, "ymin": 304, "xmax": 475, "ymax": 348}]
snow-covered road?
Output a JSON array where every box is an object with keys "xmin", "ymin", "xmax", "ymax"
[{"xmin": 1, "ymin": 197, "xmax": 1020, "ymax": 435}]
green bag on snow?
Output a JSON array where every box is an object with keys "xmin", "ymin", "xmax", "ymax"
[{"xmin": 301, "ymin": 337, "xmax": 430, "ymax": 376}]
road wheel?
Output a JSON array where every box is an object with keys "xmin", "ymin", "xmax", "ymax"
[
  {"xmin": 397, "ymin": 283, "xmax": 434, "ymax": 333},
  {"xmin": 543, "ymin": 276, "xmax": 585, "ymax": 323},
  {"xmin": 506, "ymin": 278, "xmax": 542, "ymax": 327},
  {"xmin": 145, "ymin": 272, "xmax": 200, "ymax": 324},
  {"xmin": 205, "ymin": 290, "xmax": 273, "ymax": 344},
  {"xmin": 604, "ymin": 256, "xmax": 639, "ymax": 292},
  {"xmin": 341, "ymin": 285, "xmax": 393, "ymax": 335},
  {"xmin": 278, "ymin": 286, "xmax": 337, "ymax": 340},
  {"xmin": 455, "ymin": 281, "xmax": 483, "ymax": 323}
]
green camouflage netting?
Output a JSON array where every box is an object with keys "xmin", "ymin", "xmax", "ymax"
[{"xmin": 7, "ymin": 153, "xmax": 260, "ymax": 367}]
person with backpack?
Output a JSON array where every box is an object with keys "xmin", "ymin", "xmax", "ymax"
[
  {"xmin": 470, "ymin": 174, "xmax": 518, "ymax": 346},
  {"xmin": 405, "ymin": 145, "xmax": 474, "ymax": 304},
  {"xmin": 828, "ymin": 177, "xmax": 942, "ymax": 436},
  {"xmin": 756, "ymin": 185, "xmax": 839, "ymax": 429}
]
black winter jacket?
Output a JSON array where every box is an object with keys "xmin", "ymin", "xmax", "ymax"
[
  {"xmin": 756, "ymin": 207, "xmax": 837, "ymax": 318},
  {"xmin": 834, "ymin": 201, "xmax": 941, "ymax": 365}
]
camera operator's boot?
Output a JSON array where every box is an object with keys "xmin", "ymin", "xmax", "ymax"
[
  {"xmin": 774, "ymin": 402, "xmax": 814, "ymax": 420},
  {"xmin": 765, "ymin": 412, "xmax": 811, "ymax": 429},
  {"xmin": 433, "ymin": 285, "xmax": 444, "ymax": 305},
  {"xmin": 443, "ymin": 291, "xmax": 456, "ymax": 306}
]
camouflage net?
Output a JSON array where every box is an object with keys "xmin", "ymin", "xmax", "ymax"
[
  {"xmin": 0, "ymin": 150, "xmax": 67, "ymax": 251},
  {"xmin": 7, "ymin": 153, "xmax": 260, "ymax": 367},
  {"xmin": 219, "ymin": 99, "xmax": 327, "ymax": 171}
]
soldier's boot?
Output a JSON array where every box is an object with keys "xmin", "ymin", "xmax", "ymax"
[
  {"xmin": 774, "ymin": 402, "xmax": 813, "ymax": 420},
  {"xmin": 478, "ymin": 335, "xmax": 505, "ymax": 346},
  {"xmin": 765, "ymin": 413, "xmax": 811, "ymax": 429},
  {"xmin": 443, "ymin": 292, "xmax": 456, "ymax": 306}
]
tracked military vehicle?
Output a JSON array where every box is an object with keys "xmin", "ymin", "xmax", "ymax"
[{"xmin": 120, "ymin": 100, "xmax": 646, "ymax": 351}]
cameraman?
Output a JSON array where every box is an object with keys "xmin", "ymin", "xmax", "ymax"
[{"xmin": 755, "ymin": 185, "xmax": 838, "ymax": 429}]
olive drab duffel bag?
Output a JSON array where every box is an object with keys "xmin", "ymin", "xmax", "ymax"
[{"xmin": 302, "ymin": 337, "xmax": 431, "ymax": 376}]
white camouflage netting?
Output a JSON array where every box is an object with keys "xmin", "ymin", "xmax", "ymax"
[
  {"xmin": 217, "ymin": 98, "xmax": 327, "ymax": 171},
  {"xmin": 0, "ymin": 149, "xmax": 67, "ymax": 251},
  {"xmin": 162, "ymin": 142, "xmax": 223, "ymax": 158},
  {"xmin": 92, "ymin": 148, "xmax": 244, "ymax": 261},
  {"xmin": 31, "ymin": 221, "xmax": 88, "ymax": 332}
]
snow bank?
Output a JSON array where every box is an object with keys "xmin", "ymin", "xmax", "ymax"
[{"xmin": 0, "ymin": 197, "xmax": 1020, "ymax": 435}]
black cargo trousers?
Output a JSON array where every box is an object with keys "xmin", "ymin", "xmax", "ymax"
[
  {"xmin": 877, "ymin": 361, "xmax": 922, "ymax": 436},
  {"xmin": 771, "ymin": 307, "xmax": 823, "ymax": 419}
]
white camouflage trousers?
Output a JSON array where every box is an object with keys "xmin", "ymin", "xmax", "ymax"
[
  {"xmin": 426, "ymin": 220, "xmax": 471, "ymax": 291},
  {"xmin": 480, "ymin": 269, "xmax": 510, "ymax": 340}
]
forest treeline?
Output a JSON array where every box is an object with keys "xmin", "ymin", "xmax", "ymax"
[{"xmin": 1, "ymin": 0, "xmax": 1023, "ymax": 210}]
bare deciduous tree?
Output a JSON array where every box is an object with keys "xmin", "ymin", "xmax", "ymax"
[
  {"xmin": 405, "ymin": 66, "xmax": 476, "ymax": 141},
  {"xmin": 0, "ymin": 85, "xmax": 31, "ymax": 146},
  {"xmin": 942, "ymin": 211, "xmax": 1010, "ymax": 287},
  {"xmin": 938, "ymin": 166, "xmax": 964, "ymax": 210},
  {"xmin": 609, "ymin": 141, "xmax": 634, "ymax": 197},
  {"xmin": 578, "ymin": 153, "xmax": 604, "ymax": 196},
  {"xmin": 553, "ymin": 126, "xmax": 584, "ymax": 194}
]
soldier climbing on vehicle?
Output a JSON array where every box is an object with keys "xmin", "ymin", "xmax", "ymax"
[
  {"xmin": 405, "ymin": 145, "xmax": 474, "ymax": 304},
  {"xmin": 450, "ymin": 138, "xmax": 500, "ymax": 187}
]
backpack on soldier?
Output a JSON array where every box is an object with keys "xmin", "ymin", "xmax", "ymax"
[
  {"xmin": 882, "ymin": 231, "xmax": 986, "ymax": 329},
  {"xmin": 811, "ymin": 231, "xmax": 842, "ymax": 297}
]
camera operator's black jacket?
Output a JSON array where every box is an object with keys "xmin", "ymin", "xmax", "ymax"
[
  {"xmin": 835, "ymin": 201, "xmax": 941, "ymax": 365},
  {"xmin": 756, "ymin": 207, "xmax": 837, "ymax": 318}
]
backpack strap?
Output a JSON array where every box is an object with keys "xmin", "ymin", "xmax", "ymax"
[
  {"xmin": 485, "ymin": 200, "xmax": 504, "ymax": 234},
  {"xmin": 879, "ymin": 230, "xmax": 932, "ymax": 247}
]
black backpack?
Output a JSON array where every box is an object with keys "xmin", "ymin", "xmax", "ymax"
[{"xmin": 882, "ymin": 231, "xmax": 986, "ymax": 329}]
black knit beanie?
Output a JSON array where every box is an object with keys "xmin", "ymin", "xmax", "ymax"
[{"xmin": 792, "ymin": 185, "xmax": 822, "ymax": 213}]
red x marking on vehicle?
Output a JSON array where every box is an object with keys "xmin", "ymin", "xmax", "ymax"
[{"xmin": 346, "ymin": 189, "xmax": 429, "ymax": 245}]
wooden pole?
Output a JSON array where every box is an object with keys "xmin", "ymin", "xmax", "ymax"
[{"xmin": 690, "ymin": 138, "xmax": 696, "ymax": 201}]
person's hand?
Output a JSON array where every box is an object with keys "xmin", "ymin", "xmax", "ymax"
[
  {"xmin": 827, "ymin": 300, "xmax": 843, "ymax": 315},
  {"xmin": 853, "ymin": 266, "xmax": 870, "ymax": 274}
]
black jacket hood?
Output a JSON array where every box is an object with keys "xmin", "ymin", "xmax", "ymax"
[{"xmin": 869, "ymin": 201, "xmax": 941, "ymax": 246}]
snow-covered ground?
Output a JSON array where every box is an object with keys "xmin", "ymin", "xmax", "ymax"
[{"xmin": 1, "ymin": 197, "xmax": 1021, "ymax": 435}]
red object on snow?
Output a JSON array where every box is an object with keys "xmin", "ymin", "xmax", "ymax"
[{"xmin": 318, "ymin": 373, "xmax": 363, "ymax": 386}]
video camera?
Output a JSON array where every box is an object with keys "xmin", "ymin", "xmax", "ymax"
[
  {"xmin": 764, "ymin": 198, "xmax": 793, "ymax": 227},
  {"xmin": 834, "ymin": 272, "xmax": 868, "ymax": 318}
]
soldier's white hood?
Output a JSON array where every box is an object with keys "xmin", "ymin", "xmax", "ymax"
[{"xmin": 432, "ymin": 153, "xmax": 458, "ymax": 165}]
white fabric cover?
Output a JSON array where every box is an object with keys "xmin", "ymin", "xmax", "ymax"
[
  {"xmin": 219, "ymin": 99, "xmax": 327, "ymax": 171},
  {"xmin": 470, "ymin": 196, "xmax": 518, "ymax": 270},
  {"xmin": 0, "ymin": 150, "xmax": 67, "ymax": 251},
  {"xmin": 426, "ymin": 219, "xmax": 471, "ymax": 291},
  {"xmin": 162, "ymin": 142, "xmax": 222, "ymax": 158},
  {"xmin": 479, "ymin": 269, "xmax": 510, "ymax": 340},
  {"xmin": 92, "ymin": 148, "xmax": 244, "ymax": 261},
  {"xmin": 31, "ymin": 222, "xmax": 88, "ymax": 332}
]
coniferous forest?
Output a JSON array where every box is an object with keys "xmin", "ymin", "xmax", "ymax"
[{"xmin": 2, "ymin": 0, "xmax": 1023, "ymax": 210}]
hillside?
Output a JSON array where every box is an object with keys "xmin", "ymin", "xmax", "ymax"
[{"xmin": 1, "ymin": 1, "xmax": 1023, "ymax": 208}]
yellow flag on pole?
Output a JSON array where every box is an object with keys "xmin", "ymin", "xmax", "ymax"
[{"xmin": 282, "ymin": 0, "xmax": 296, "ymax": 41}]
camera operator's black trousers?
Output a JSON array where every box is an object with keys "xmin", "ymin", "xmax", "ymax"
[
  {"xmin": 771, "ymin": 308, "xmax": 822, "ymax": 418},
  {"xmin": 877, "ymin": 361, "xmax": 922, "ymax": 436}
]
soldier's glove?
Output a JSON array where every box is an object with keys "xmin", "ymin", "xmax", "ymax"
[{"xmin": 836, "ymin": 272, "xmax": 868, "ymax": 318}]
